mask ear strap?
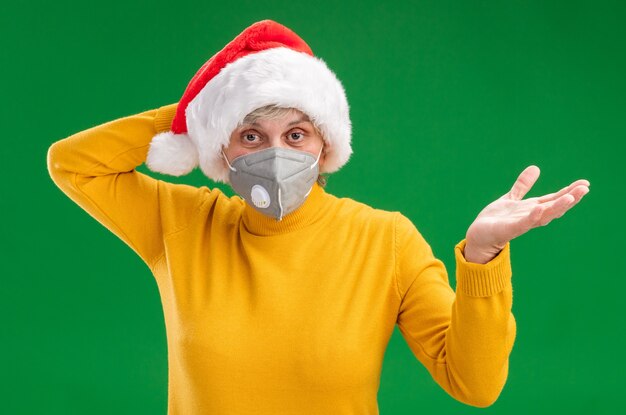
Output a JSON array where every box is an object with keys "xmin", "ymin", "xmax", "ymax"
[
  {"xmin": 221, "ymin": 150, "xmax": 237, "ymax": 172},
  {"xmin": 310, "ymin": 145, "xmax": 324, "ymax": 169}
]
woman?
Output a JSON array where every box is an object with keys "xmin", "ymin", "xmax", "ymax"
[{"xmin": 47, "ymin": 20, "xmax": 589, "ymax": 414}]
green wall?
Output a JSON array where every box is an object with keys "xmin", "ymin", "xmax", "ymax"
[{"xmin": 3, "ymin": 0, "xmax": 623, "ymax": 413}]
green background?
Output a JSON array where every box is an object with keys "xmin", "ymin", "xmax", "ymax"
[{"xmin": 2, "ymin": 0, "xmax": 624, "ymax": 413}]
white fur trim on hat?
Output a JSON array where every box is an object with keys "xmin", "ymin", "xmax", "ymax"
[
  {"xmin": 146, "ymin": 131, "xmax": 199, "ymax": 176},
  {"xmin": 186, "ymin": 47, "xmax": 352, "ymax": 183}
]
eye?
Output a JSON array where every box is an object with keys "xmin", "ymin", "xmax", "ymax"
[
  {"xmin": 288, "ymin": 132, "xmax": 304, "ymax": 141},
  {"xmin": 242, "ymin": 133, "xmax": 260, "ymax": 143}
]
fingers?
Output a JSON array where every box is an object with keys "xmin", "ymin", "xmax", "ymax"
[
  {"xmin": 525, "ymin": 186, "xmax": 589, "ymax": 229},
  {"xmin": 509, "ymin": 165, "xmax": 541, "ymax": 200},
  {"xmin": 521, "ymin": 196, "xmax": 569, "ymax": 229},
  {"xmin": 540, "ymin": 194, "xmax": 576, "ymax": 225},
  {"xmin": 537, "ymin": 179, "xmax": 591, "ymax": 203}
]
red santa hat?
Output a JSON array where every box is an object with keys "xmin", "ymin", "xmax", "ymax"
[{"xmin": 145, "ymin": 19, "xmax": 352, "ymax": 183}]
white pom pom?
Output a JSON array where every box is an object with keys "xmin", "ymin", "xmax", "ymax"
[{"xmin": 146, "ymin": 131, "xmax": 199, "ymax": 176}]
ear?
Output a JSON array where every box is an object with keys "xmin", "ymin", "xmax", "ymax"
[
  {"xmin": 220, "ymin": 148, "xmax": 232, "ymax": 171},
  {"xmin": 319, "ymin": 143, "xmax": 329, "ymax": 170}
]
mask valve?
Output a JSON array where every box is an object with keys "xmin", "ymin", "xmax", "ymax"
[{"xmin": 251, "ymin": 185, "xmax": 271, "ymax": 208}]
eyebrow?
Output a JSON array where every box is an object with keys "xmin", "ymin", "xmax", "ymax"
[
  {"xmin": 243, "ymin": 116, "xmax": 311, "ymax": 128},
  {"xmin": 287, "ymin": 116, "xmax": 311, "ymax": 126}
]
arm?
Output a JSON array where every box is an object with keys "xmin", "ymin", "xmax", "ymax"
[
  {"xmin": 395, "ymin": 213, "xmax": 516, "ymax": 408},
  {"xmin": 47, "ymin": 103, "xmax": 204, "ymax": 270}
]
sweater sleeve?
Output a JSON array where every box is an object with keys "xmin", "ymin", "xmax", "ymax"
[
  {"xmin": 394, "ymin": 212, "xmax": 516, "ymax": 408},
  {"xmin": 46, "ymin": 103, "xmax": 206, "ymax": 270}
]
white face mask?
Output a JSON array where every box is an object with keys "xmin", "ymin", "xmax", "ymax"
[{"xmin": 222, "ymin": 146, "xmax": 324, "ymax": 221}]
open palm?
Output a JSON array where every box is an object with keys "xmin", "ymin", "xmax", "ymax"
[{"xmin": 464, "ymin": 165, "xmax": 590, "ymax": 264}]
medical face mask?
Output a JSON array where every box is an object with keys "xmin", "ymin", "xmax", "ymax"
[{"xmin": 222, "ymin": 146, "xmax": 323, "ymax": 221}]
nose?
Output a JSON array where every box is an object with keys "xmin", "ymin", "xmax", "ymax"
[{"xmin": 266, "ymin": 136, "xmax": 289, "ymax": 149}]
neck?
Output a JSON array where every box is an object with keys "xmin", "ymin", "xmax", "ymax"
[{"xmin": 241, "ymin": 182, "xmax": 331, "ymax": 236}]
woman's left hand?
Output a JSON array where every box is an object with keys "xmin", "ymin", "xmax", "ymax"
[{"xmin": 464, "ymin": 165, "xmax": 590, "ymax": 264}]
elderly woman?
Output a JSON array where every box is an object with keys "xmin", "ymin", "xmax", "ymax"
[{"xmin": 47, "ymin": 20, "xmax": 589, "ymax": 414}]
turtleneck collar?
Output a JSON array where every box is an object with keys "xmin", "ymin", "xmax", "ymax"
[{"xmin": 241, "ymin": 182, "xmax": 332, "ymax": 236}]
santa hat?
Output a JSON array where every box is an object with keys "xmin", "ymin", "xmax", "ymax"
[{"xmin": 145, "ymin": 19, "xmax": 352, "ymax": 183}]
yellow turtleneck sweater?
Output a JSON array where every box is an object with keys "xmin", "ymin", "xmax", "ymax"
[{"xmin": 47, "ymin": 103, "xmax": 516, "ymax": 414}]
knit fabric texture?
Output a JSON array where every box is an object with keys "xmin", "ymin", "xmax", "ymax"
[{"xmin": 47, "ymin": 104, "xmax": 517, "ymax": 413}]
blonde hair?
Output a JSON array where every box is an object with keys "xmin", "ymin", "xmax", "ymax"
[{"xmin": 239, "ymin": 105, "xmax": 329, "ymax": 187}]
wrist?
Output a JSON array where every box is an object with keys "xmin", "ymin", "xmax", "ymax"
[{"xmin": 463, "ymin": 243, "xmax": 497, "ymax": 264}]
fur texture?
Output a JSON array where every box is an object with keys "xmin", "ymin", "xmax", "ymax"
[
  {"xmin": 145, "ymin": 20, "xmax": 352, "ymax": 182},
  {"xmin": 186, "ymin": 47, "xmax": 352, "ymax": 183},
  {"xmin": 146, "ymin": 131, "xmax": 199, "ymax": 176}
]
